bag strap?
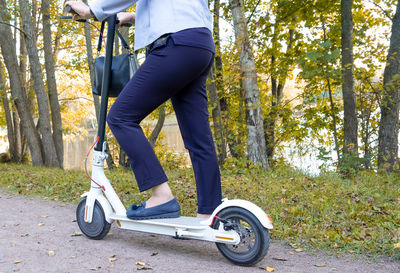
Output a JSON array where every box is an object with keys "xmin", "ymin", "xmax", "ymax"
[
  {"xmin": 116, "ymin": 29, "xmax": 130, "ymax": 50},
  {"xmin": 97, "ymin": 22, "xmax": 130, "ymax": 53},
  {"xmin": 97, "ymin": 21, "xmax": 106, "ymax": 53}
]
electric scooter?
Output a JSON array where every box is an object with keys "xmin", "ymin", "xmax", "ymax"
[{"xmin": 62, "ymin": 6, "xmax": 273, "ymax": 266}]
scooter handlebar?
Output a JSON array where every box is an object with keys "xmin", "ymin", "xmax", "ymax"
[{"xmin": 62, "ymin": 5, "xmax": 132, "ymax": 27}]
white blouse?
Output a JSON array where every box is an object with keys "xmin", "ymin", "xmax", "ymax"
[{"xmin": 89, "ymin": 0, "xmax": 213, "ymax": 51}]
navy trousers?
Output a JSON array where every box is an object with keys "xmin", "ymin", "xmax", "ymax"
[{"xmin": 107, "ymin": 37, "xmax": 222, "ymax": 214}]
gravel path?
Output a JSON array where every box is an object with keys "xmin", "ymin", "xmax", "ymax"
[{"xmin": 0, "ymin": 190, "xmax": 399, "ymax": 273}]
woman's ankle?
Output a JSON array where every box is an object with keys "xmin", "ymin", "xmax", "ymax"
[{"xmin": 145, "ymin": 182, "xmax": 174, "ymax": 208}]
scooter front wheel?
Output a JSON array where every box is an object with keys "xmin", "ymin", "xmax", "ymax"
[
  {"xmin": 215, "ymin": 207, "xmax": 270, "ymax": 266},
  {"xmin": 76, "ymin": 197, "xmax": 111, "ymax": 240}
]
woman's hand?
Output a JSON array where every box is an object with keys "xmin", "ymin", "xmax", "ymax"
[
  {"xmin": 64, "ymin": 1, "xmax": 92, "ymax": 20},
  {"xmin": 117, "ymin": 12, "xmax": 135, "ymax": 27}
]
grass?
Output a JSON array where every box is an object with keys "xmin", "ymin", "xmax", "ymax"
[{"xmin": 0, "ymin": 161, "xmax": 399, "ymax": 259}]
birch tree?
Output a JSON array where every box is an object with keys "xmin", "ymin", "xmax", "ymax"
[{"xmin": 229, "ymin": 0, "xmax": 269, "ymax": 169}]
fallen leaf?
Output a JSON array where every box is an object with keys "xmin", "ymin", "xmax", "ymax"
[
  {"xmin": 89, "ymin": 266, "xmax": 101, "ymax": 271},
  {"xmin": 48, "ymin": 250, "xmax": 55, "ymax": 256},
  {"xmin": 136, "ymin": 262, "xmax": 146, "ymax": 266},
  {"xmin": 107, "ymin": 232, "xmax": 113, "ymax": 236},
  {"xmin": 20, "ymin": 234, "xmax": 29, "ymax": 237},
  {"xmin": 295, "ymin": 248, "xmax": 303, "ymax": 252},
  {"xmin": 150, "ymin": 234, "xmax": 157, "ymax": 237},
  {"xmin": 109, "ymin": 264, "xmax": 115, "ymax": 268},
  {"xmin": 71, "ymin": 232, "xmax": 83, "ymax": 237},
  {"xmin": 137, "ymin": 265, "xmax": 153, "ymax": 270},
  {"xmin": 394, "ymin": 242, "xmax": 400, "ymax": 249},
  {"xmin": 272, "ymin": 257, "xmax": 287, "ymax": 261},
  {"xmin": 265, "ymin": 266, "xmax": 275, "ymax": 272},
  {"xmin": 108, "ymin": 257, "xmax": 117, "ymax": 262},
  {"xmin": 41, "ymin": 215, "xmax": 48, "ymax": 218},
  {"xmin": 11, "ymin": 243, "xmax": 16, "ymax": 247},
  {"xmin": 14, "ymin": 260, "xmax": 22, "ymax": 264},
  {"xmin": 314, "ymin": 264, "xmax": 326, "ymax": 267},
  {"xmin": 38, "ymin": 223, "xmax": 45, "ymax": 227},
  {"xmin": 151, "ymin": 252, "xmax": 158, "ymax": 256},
  {"xmin": 289, "ymin": 251, "xmax": 294, "ymax": 255},
  {"xmin": 70, "ymin": 256, "xmax": 76, "ymax": 259},
  {"xmin": 72, "ymin": 219, "xmax": 77, "ymax": 222}
]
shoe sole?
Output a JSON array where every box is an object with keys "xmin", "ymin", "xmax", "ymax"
[{"xmin": 126, "ymin": 210, "xmax": 181, "ymax": 220}]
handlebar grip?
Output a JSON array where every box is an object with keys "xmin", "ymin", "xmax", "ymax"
[
  {"xmin": 65, "ymin": 5, "xmax": 77, "ymax": 15},
  {"xmin": 65, "ymin": 5, "xmax": 86, "ymax": 22},
  {"xmin": 116, "ymin": 19, "xmax": 132, "ymax": 27}
]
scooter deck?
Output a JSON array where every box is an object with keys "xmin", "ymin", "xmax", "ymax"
[{"xmin": 109, "ymin": 213, "xmax": 208, "ymax": 230}]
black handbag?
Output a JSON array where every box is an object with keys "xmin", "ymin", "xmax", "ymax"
[{"xmin": 93, "ymin": 22, "xmax": 139, "ymax": 97}]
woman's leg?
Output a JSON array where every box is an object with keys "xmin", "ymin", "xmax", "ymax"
[
  {"xmin": 171, "ymin": 55, "xmax": 222, "ymax": 215},
  {"xmin": 107, "ymin": 39, "xmax": 215, "ymax": 209}
]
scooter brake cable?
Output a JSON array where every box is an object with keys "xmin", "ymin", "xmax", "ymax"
[{"xmin": 85, "ymin": 136, "xmax": 105, "ymax": 191}]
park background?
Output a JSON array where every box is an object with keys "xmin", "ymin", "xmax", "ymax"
[{"xmin": 0, "ymin": 0, "xmax": 399, "ymax": 261}]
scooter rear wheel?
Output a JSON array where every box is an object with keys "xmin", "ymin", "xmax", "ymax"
[
  {"xmin": 215, "ymin": 207, "xmax": 270, "ymax": 266},
  {"xmin": 76, "ymin": 197, "xmax": 111, "ymax": 240}
]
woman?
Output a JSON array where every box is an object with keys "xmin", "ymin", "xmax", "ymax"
[{"xmin": 65, "ymin": 0, "xmax": 222, "ymax": 220}]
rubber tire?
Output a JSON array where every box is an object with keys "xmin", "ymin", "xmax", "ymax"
[
  {"xmin": 215, "ymin": 207, "xmax": 270, "ymax": 266},
  {"xmin": 76, "ymin": 197, "xmax": 111, "ymax": 240}
]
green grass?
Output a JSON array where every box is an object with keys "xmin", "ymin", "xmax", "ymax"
[{"xmin": 0, "ymin": 162, "xmax": 399, "ymax": 259}]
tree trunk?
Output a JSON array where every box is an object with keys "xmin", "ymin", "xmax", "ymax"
[
  {"xmin": 0, "ymin": 0, "xmax": 43, "ymax": 165},
  {"xmin": 19, "ymin": 0, "xmax": 59, "ymax": 167},
  {"xmin": 230, "ymin": 0, "xmax": 269, "ymax": 169},
  {"xmin": 341, "ymin": 0, "xmax": 358, "ymax": 158},
  {"xmin": 149, "ymin": 104, "xmax": 166, "ymax": 148},
  {"xmin": 0, "ymin": 61, "xmax": 18, "ymax": 161},
  {"xmin": 213, "ymin": 0, "xmax": 227, "ymax": 114},
  {"xmin": 378, "ymin": 0, "xmax": 400, "ymax": 170},
  {"xmin": 82, "ymin": 0, "xmax": 100, "ymax": 121},
  {"xmin": 209, "ymin": 0, "xmax": 226, "ymax": 165},
  {"xmin": 42, "ymin": 0, "xmax": 64, "ymax": 168},
  {"xmin": 207, "ymin": 65, "xmax": 226, "ymax": 164}
]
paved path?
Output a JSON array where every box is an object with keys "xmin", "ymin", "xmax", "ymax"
[{"xmin": 0, "ymin": 190, "xmax": 399, "ymax": 273}]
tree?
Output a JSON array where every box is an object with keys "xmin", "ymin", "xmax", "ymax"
[
  {"xmin": 42, "ymin": 0, "xmax": 64, "ymax": 168},
  {"xmin": 0, "ymin": 0, "xmax": 43, "ymax": 165},
  {"xmin": 341, "ymin": 0, "xmax": 358, "ymax": 161},
  {"xmin": 230, "ymin": 0, "xmax": 269, "ymax": 169},
  {"xmin": 19, "ymin": 0, "xmax": 59, "ymax": 167},
  {"xmin": 378, "ymin": 0, "xmax": 400, "ymax": 170}
]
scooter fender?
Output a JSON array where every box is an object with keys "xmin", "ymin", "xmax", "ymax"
[
  {"xmin": 202, "ymin": 198, "xmax": 273, "ymax": 229},
  {"xmin": 81, "ymin": 192, "xmax": 114, "ymax": 224}
]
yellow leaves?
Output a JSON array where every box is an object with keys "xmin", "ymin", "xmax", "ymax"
[
  {"xmin": 394, "ymin": 242, "xmax": 400, "ymax": 249},
  {"xmin": 13, "ymin": 260, "xmax": 22, "ymax": 264},
  {"xmin": 38, "ymin": 222, "xmax": 45, "ymax": 226},
  {"xmin": 48, "ymin": 250, "xmax": 55, "ymax": 256},
  {"xmin": 136, "ymin": 261, "xmax": 153, "ymax": 270},
  {"xmin": 295, "ymin": 248, "xmax": 304, "ymax": 252},
  {"xmin": 108, "ymin": 254, "xmax": 117, "ymax": 262},
  {"xmin": 265, "ymin": 266, "xmax": 275, "ymax": 272}
]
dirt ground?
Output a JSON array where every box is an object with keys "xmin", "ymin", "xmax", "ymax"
[{"xmin": 0, "ymin": 190, "xmax": 399, "ymax": 273}]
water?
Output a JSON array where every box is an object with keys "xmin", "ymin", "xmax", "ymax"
[{"xmin": 0, "ymin": 121, "xmax": 329, "ymax": 174}]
